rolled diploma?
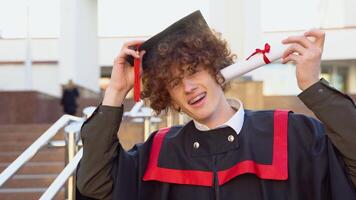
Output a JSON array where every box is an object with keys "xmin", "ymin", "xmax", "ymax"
[{"xmin": 220, "ymin": 42, "xmax": 288, "ymax": 82}]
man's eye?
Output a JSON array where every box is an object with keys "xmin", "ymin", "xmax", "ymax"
[
  {"xmin": 187, "ymin": 66, "xmax": 197, "ymax": 75},
  {"xmin": 188, "ymin": 65, "xmax": 203, "ymax": 76}
]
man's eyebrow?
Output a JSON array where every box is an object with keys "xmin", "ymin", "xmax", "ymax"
[{"xmin": 168, "ymin": 76, "xmax": 180, "ymax": 83}]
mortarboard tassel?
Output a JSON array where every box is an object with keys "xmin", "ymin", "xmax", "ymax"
[{"xmin": 133, "ymin": 55, "xmax": 141, "ymax": 102}]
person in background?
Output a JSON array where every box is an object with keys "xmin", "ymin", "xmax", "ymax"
[{"xmin": 61, "ymin": 79, "xmax": 80, "ymax": 115}]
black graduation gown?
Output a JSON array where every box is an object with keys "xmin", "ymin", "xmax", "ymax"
[{"xmin": 77, "ymin": 109, "xmax": 356, "ymax": 200}]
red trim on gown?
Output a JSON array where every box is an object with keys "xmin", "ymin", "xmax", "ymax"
[{"xmin": 143, "ymin": 110, "xmax": 288, "ymax": 186}]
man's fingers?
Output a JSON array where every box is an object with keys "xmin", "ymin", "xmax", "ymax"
[
  {"xmin": 281, "ymin": 54, "xmax": 300, "ymax": 64},
  {"xmin": 123, "ymin": 48, "xmax": 140, "ymax": 58},
  {"xmin": 304, "ymin": 29, "xmax": 326, "ymax": 49},
  {"xmin": 139, "ymin": 50, "xmax": 146, "ymax": 59},
  {"xmin": 282, "ymin": 35, "xmax": 313, "ymax": 48},
  {"xmin": 282, "ymin": 44, "xmax": 306, "ymax": 59},
  {"xmin": 304, "ymin": 28, "xmax": 325, "ymax": 38},
  {"xmin": 114, "ymin": 48, "xmax": 139, "ymax": 65}
]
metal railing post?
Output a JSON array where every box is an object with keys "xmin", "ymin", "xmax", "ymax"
[
  {"xmin": 166, "ymin": 110, "xmax": 173, "ymax": 127},
  {"xmin": 178, "ymin": 113, "xmax": 185, "ymax": 125},
  {"xmin": 63, "ymin": 120, "xmax": 83, "ymax": 200},
  {"xmin": 66, "ymin": 130, "xmax": 76, "ymax": 200},
  {"xmin": 144, "ymin": 117, "xmax": 151, "ymax": 141},
  {"xmin": 40, "ymin": 149, "xmax": 83, "ymax": 200}
]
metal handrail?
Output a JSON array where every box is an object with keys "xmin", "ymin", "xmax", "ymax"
[
  {"xmin": 40, "ymin": 107, "xmax": 94, "ymax": 199},
  {"xmin": 43, "ymin": 102, "xmax": 160, "ymax": 199},
  {"xmin": 0, "ymin": 114, "xmax": 84, "ymax": 187},
  {"xmin": 40, "ymin": 148, "xmax": 83, "ymax": 200},
  {"xmin": 0, "ymin": 104, "xmax": 164, "ymax": 199}
]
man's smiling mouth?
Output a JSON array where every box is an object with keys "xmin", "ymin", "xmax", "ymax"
[{"xmin": 188, "ymin": 92, "xmax": 207, "ymax": 105}]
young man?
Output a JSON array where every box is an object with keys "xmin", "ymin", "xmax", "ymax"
[{"xmin": 76, "ymin": 11, "xmax": 356, "ymax": 200}]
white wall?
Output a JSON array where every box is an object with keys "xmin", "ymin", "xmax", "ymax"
[
  {"xmin": 59, "ymin": 0, "xmax": 99, "ymax": 93},
  {"xmin": 0, "ymin": 65, "xmax": 26, "ymax": 90},
  {"xmin": 0, "ymin": 64, "xmax": 59, "ymax": 96},
  {"xmin": 97, "ymin": 0, "xmax": 210, "ymax": 37},
  {"xmin": 2, "ymin": 26, "xmax": 356, "ymax": 96},
  {"xmin": 0, "ymin": 38, "xmax": 60, "ymax": 96},
  {"xmin": 1, "ymin": 0, "xmax": 356, "ymax": 96}
]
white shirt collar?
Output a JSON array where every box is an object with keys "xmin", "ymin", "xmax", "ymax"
[{"xmin": 193, "ymin": 99, "xmax": 245, "ymax": 135}]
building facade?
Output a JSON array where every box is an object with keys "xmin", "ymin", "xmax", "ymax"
[{"xmin": 0, "ymin": 0, "xmax": 355, "ymax": 97}]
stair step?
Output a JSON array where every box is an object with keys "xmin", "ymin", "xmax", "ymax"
[
  {"xmin": 0, "ymin": 123, "xmax": 75, "ymax": 200},
  {"xmin": 0, "ymin": 142, "xmax": 35, "ymax": 152},
  {"xmin": 0, "ymin": 188, "xmax": 64, "ymax": 200},
  {"xmin": 0, "ymin": 130, "xmax": 65, "ymax": 142},
  {"xmin": 2, "ymin": 174, "xmax": 57, "ymax": 188},
  {"xmin": 0, "ymin": 162, "xmax": 64, "ymax": 174},
  {"xmin": 0, "ymin": 141, "xmax": 65, "ymax": 152},
  {"xmin": 0, "ymin": 124, "xmax": 52, "ymax": 133},
  {"xmin": 0, "ymin": 148, "xmax": 65, "ymax": 163}
]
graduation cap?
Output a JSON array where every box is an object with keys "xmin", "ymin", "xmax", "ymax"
[
  {"xmin": 127, "ymin": 10, "xmax": 211, "ymax": 102},
  {"xmin": 128, "ymin": 10, "xmax": 288, "ymax": 102}
]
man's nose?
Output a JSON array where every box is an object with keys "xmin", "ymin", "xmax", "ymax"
[{"xmin": 182, "ymin": 78, "xmax": 197, "ymax": 93}]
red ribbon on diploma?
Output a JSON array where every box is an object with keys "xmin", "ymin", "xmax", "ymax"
[{"xmin": 246, "ymin": 43, "xmax": 271, "ymax": 64}]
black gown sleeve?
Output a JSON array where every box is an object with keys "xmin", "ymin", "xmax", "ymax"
[
  {"xmin": 287, "ymin": 112, "xmax": 356, "ymax": 199},
  {"xmin": 298, "ymin": 78, "xmax": 356, "ymax": 186},
  {"xmin": 76, "ymin": 104, "xmax": 132, "ymax": 199}
]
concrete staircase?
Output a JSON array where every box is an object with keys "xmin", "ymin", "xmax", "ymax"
[
  {"xmin": 0, "ymin": 124, "xmax": 66, "ymax": 200},
  {"xmin": 0, "ymin": 118, "xmax": 156, "ymax": 199}
]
